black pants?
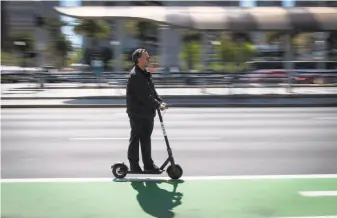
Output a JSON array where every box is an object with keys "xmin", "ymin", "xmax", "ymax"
[{"xmin": 128, "ymin": 115, "xmax": 154, "ymax": 168}]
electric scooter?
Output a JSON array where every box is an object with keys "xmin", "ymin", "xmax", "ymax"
[{"xmin": 111, "ymin": 107, "xmax": 183, "ymax": 180}]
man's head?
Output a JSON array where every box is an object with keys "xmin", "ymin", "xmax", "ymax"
[{"xmin": 132, "ymin": 48, "xmax": 150, "ymax": 70}]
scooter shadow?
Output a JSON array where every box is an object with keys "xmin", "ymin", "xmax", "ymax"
[{"xmin": 114, "ymin": 178, "xmax": 184, "ymax": 218}]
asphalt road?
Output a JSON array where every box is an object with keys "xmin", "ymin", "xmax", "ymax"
[{"xmin": 1, "ymin": 107, "xmax": 337, "ymax": 179}]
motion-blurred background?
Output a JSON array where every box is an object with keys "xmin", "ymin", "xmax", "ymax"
[{"xmin": 1, "ymin": 0, "xmax": 337, "ymax": 88}]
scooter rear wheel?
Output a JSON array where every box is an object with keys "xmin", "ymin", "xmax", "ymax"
[
  {"xmin": 112, "ymin": 163, "xmax": 128, "ymax": 178},
  {"xmin": 167, "ymin": 164, "xmax": 183, "ymax": 179}
]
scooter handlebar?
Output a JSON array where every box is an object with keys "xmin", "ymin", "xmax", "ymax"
[{"xmin": 159, "ymin": 102, "xmax": 169, "ymax": 111}]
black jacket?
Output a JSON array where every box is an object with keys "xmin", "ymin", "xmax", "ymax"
[{"xmin": 126, "ymin": 65, "xmax": 163, "ymax": 118}]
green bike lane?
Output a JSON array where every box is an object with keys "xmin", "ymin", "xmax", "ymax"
[{"xmin": 2, "ymin": 176, "xmax": 337, "ymax": 218}]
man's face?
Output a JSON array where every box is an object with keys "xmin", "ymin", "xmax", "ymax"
[{"xmin": 138, "ymin": 51, "xmax": 150, "ymax": 68}]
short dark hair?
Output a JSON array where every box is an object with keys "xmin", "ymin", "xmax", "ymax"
[{"xmin": 131, "ymin": 48, "xmax": 146, "ymax": 65}]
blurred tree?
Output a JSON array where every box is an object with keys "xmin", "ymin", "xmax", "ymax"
[
  {"xmin": 180, "ymin": 41, "xmax": 201, "ymax": 71},
  {"xmin": 45, "ymin": 17, "xmax": 67, "ymax": 37},
  {"xmin": 83, "ymin": 48, "xmax": 94, "ymax": 65},
  {"xmin": 11, "ymin": 32, "xmax": 35, "ymax": 53},
  {"xmin": 66, "ymin": 49, "xmax": 83, "ymax": 66},
  {"xmin": 179, "ymin": 30, "xmax": 253, "ymax": 71},
  {"xmin": 265, "ymin": 31, "xmax": 286, "ymax": 44},
  {"xmin": 182, "ymin": 30, "xmax": 202, "ymax": 43},
  {"xmin": 217, "ymin": 35, "xmax": 236, "ymax": 63},
  {"xmin": 265, "ymin": 31, "xmax": 316, "ymax": 46},
  {"xmin": 217, "ymin": 32, "xmax": 256, "ymax": 72},
  {"xmin": 53, "ymin": 34, "xmax": 73, "ymax": 67},
  {"xmin": 125, "ymin": 20, "xmax": 158, "ymax": 48},
  {"xmin": 74, "ymin": 19, "xmax": 111, "ymax": 52},
  {"xmin": 125, "ymin": 0, "xmax": 163, "ymax": 49},
  {"xmin": 231, "ymin": 32, "xmax": 253, "ymax": 44},
  {"xmin": 10, "ymin": 32, "xmax": 36, "ymax": 67},
  {"xmin": 125, "ymin": 20, "xmax": 138, "ymax": 36},
  {"xmin": 1, "ymin": 51, "xmax": 22, "ymax": 66},
  {"xmin": 237, "ymin": 42, "xmax": 256, "ymax": 64},
  {"xmin": 43, "ymin": 41, "xmax": 59, "ymax": 66},
  {"xmin": 74, "ymin": 19, "xmax": 112, "ymax": 66},
  {"xmin": 179, "ymin": 30, "xmax": 202, "ymax": 71},
  {"xmin": 43, "ymin": 16, "xmax": 72, "ymax": 67},
  {"xmin": 293, "ymin": 33, "xmax": 315, "ymax": 47},
  {"xmin": 265, "ymin": 31, "xmax": 316, "ymax": 59},
  {"xmin": 100, "ymin": 46, "xmax": 113, "ymax": 70}
]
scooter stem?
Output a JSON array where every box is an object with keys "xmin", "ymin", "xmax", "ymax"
[{"xmin": 157, "ymin": 109, "xmax": 174, "ymax": 155}]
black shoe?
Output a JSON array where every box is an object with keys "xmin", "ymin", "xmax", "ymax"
[
  {"xmin": 144, "ymin": 164, "xmax": 161, "ymax": 173},
  {"xmin": 130, "ymin": 164, "xmax": 142, "ymax": 173}
]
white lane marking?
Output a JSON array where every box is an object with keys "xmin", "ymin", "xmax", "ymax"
[
  {"xmin": 299, "ymin": 191, "xmax": 337, "ymax": 197},
  {"xmin": 313, "ymin": 117, "xmax": 337, "ymax": 120},
  {"xmin": 69, "ymin": 137, "xmax": 218, "ymax": 140},
  {"xmin": 2, "ymin": 174, "xmax": 337, "ymax": 183},
  {"xmin": 276, "ymin": 216, "xmax": 337, "ymax": 218}
]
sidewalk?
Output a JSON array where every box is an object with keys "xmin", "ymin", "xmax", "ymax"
[
  {"xmin": 2, "ymin": 83, "xmax": 337, "ymax": 108},
  {"xmin": 2, "ymin": 82, "xmax": 337, "ymax": 89},
  {"xmin": 2, "ymin": 83, "xmax": 337, "ymax": 99}
]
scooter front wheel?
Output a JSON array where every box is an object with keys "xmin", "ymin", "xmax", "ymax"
[
  {"xmin": 112, "ymin": 163, "xmax": 128, "ymax": 179},
  {"xmin": 167, "ymin": 164, "xmax": 183, "ymax": 180}
]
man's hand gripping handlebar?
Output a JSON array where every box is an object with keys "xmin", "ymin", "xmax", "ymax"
[{"xmin": 159, "ymin": 102, "xmax": 168, "ymax": 111}]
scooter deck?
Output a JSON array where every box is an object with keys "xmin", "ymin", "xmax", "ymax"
[{"xmin": 126, "ymin": 170, "xmax": 164, "ymax": 175}]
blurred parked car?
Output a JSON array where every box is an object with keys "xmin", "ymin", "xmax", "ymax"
[
  {"xmin": 294, "ymin": 69, "xmax": 337, "ymax": 84},
  {"xmin": 245, "ymin": 69, "xmax": 288, "ymax": 84}
]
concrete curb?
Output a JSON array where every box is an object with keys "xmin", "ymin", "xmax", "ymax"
[
  {"xmin": 2, "ymin": 103, "xmax": 337, "ymax": 109},
  {"xmin": 5, "ymin": 84, "xmax": 337, "ymax": 89},
  {"xmin": 2, "ymin": 93, "xmax": 337, "ymax": 100}
]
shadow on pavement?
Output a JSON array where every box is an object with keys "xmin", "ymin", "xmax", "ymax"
[
  {"xmin": 2, "ymin": 91, "xmax": 39, "ymax": 94},
  {"xmin": 64, "ymin": 97, "xmax": 125, "ymax": 105},
  {"xmin": 113, "ymin": 178, "xmax": 184, "ymax": 218},
  {"xmin": 61, "ymin": 95, "xmax": 337, "ymax": 107},
  {"xmin": 11, "ymin": 88, "xmax": 45, "ymax": 91},
  {"xmin": 131, "ymin": 180, "xmax": 184, "ymax": 218}
]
